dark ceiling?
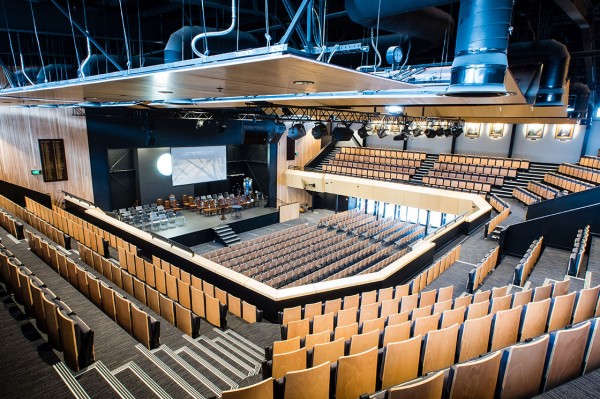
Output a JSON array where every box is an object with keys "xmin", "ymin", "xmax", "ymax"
[{"xmin": 1, "ymin": 0, "xmax": 600, "ymax": 103}]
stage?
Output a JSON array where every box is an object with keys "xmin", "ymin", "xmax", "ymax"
[{"xmin": 154, "ymin": 205, "xmax": 280, "ymax": 247}]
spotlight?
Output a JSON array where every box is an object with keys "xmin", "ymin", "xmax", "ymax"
[
  {"xmin": 436, "ymin": 126, "xmax": 445, "ymax": 137},
  {"xmin": 393, "ymin": 133, "xmax": 409, "ymax": 141},
  {"xmin": 425, "ymin": 127, "xmax": 437, "ymax": 138},
  {"xmin": 332, "ymin": 126, "xmax": 355, "ymax": 141},
  {"xmin": 357, "ymin": 124, "xmax": 369, "ymax": 139},
  {"xmin": 413, "ymin": 127, "xmax": 423, "ymax": 137},
  {"xmin": 288, "ymin": 123, "xmax": 307, "ymax": 140},
  {"xmin": 267, "ymin": 121, "xmax": 286, "ymax": 143},
  {"xmin": 451, "ymin": 122, "xmax": 464, "ymax": 137},
  {"xmin": 311, "ymin": 122, "xmax": 329, "ymax": 139},
  {"xmin": 377, "ymin": 126, "xmax": 389, "ymax": 138}
]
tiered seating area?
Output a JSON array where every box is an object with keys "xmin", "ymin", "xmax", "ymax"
[
  {"xmin": 205, "ymin": 210, "xmax": 425, "ymax": 288},
  {"xmin": 513, "ymin": 156, "xmax": 598, "ymax": 206},
  {"xmin": 513, "ymin": 237, "xmax": 544, "ymax": 286},
  {"xmin": 0, "ymin": 245, "xmax": 95, "ymax": 371},
  {"xmin": 423, "ymin": 154, "xmax": 529, "ymax": 194},
  {"xmin": 22, "ymin": 196, "xmax": 263, "ymax": 329},
  {"xmin": 259, "ymin": 279, "xmax": 600, "ymax": 399},
  {"xmin": 26, "ymin": 229, "xmax": 161, "ymax": 349},
  {"xmin": 568, "ymin": 226, "xmax": 590, "ymax": 277},
  {"xmin": 467, "ymin": 247, "xmax": 500, "ymax": 293},
  {"xmin": 321, "ymin": 147, "xmax": 425, "ymax": 182}
]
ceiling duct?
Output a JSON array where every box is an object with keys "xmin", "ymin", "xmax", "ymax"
[
  {"xmin": 569, "ymin": 82, "xmax": 591, "ymax": 117},
  {"xmin": 80, "ymin": 55, "xmax": 123, "ymax": 77},
  {"xmin": 165, "ymin": 26, "xmax": 259, "ymax": 63},
  {"xmin": 36, "ymin": 64, "xmax": 76, "ymax": 84},
  {"xmin": 13, "ymin": 67, "xmax": 40, "ymax": 87},
  {"xmin": 345, "ymin": 0, "xmax": 514, "ymax": 95},
  {"xmin": 343, "ymin": 7, "xmax": 455, "ymax": 58},
  {"xmin": 509, "ymin": 40, "xmax": 571, "ymax": 106}
]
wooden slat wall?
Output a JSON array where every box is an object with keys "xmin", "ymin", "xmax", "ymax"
[
  {"xmin": 276, "ymin": 124, "xmax": 322, "ymax": 207},
  {"xmin": 0, "ymin": 107, "xmax": 93, "ymax": 205}
]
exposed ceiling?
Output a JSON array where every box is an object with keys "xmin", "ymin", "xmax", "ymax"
[{"xmin": 0, "ymin": 0, "xmax": 598, "ymax": 121}]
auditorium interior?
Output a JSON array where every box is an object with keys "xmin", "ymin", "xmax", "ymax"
[{"xmin": 2, "ymin": 0, "xmax": 600, "ymax": 398}]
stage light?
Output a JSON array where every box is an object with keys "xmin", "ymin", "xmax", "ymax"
[
  {"xmin": 413, "ymin": 127, "xmax": 423, "ymax": 137},
  {"xmin": 267, "ymin": 121, "xmax": 286, "ymax": 143},
  {"xmin": 393, "ymin": 132, "xmax": 409, "ymax": 141},
  {"xmin": 311, "ymin": 122, "xmax": 329, "ymax": 139},
  {"xmin": 451, "ymin": 122, "xmax": 464, "ymax": 137},
  {"xmin": 357, "ymin": 124, "xmax": 369, "ymax": 139},
  {"xmin": 386, "ymin": 105, "xmax": 404, "ymax": 114},
  {"xmin": 332, "ymin": 126, "xmax": 355, "ymax": 141},
  {"xmin": 377, "ymin": 126, "xmax": 389, "ymax": 138},
  {"xmin": 288, "ymin": 123, "xmax": 307, "ymax": 140}
]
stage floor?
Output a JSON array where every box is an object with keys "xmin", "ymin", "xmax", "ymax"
[{"xmin": 155, "ymin": 206, "xmax": 279, "ymax": 239}]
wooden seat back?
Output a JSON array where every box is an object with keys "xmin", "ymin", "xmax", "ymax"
[
  {"xmin": 497, "ymin": 335, "xmax": 549, "ymax": 399},
  {"xmin": 381, "ymin": 335, "xmax": 421, "ymax": 390},
  {"xmin": 447, "ymin": 351, "xmax": 502, "ymax": 399},
  {"xmin": 283, "ymin": 361, "xmax": 331, "ymax": 399},
  {"xmin": 458, "ymin": 313, "xmax": 493, "ymax": 362},
  {"xmin": 520, "ymin": 298, "xmax": 551, "ymax": 341},
  {"xmin": 335, "ymin": 347, "xmax": 378, "ymax": 399},
  {"xmin": 272, "ymin": 347, "xmax": 307, "ymax": 379},
  {"xmin": 422, "ymin": 323, "xmax": 460, "ymax": 374},
  {"xmin": 386, "ymin": 370, "xmax": 444, "ymax": 399}
]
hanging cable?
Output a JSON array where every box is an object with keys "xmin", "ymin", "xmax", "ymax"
[
  {"xmin": 264, "ymin": 0, "xmax": 271, "ymax": 47},
  {"xmin": 118, "ymin": 0, "xmax": 131, "ymax": 70},
  {"xmin": 16, "ymin": 34, "xmax": 33, "ymax": 85},
  {"xmin": 65, "ymin": 0, "xmax": 81, "ymax": 73},
  {"xmin": 200, "ymin": 0, "xmax": 209, "ymax": 56},
  {"xmin": 137, "ymin": 0, "xmax": 143, "ymax": 67},
  {"xmin": 29, "ymin": 0, "xmax": 47, "ymax": 83},
  {"xmin": 236, "ymin": 0, "xmax": 240, "ymax": 51},
  {"xmin": 2, "ymin": 0, "xmax": 18, "ymax": 78},
  {"xmin": 191, "ymin": 0, "xmax": 236, "ymax": 60},
  {"xmin": 79, "ymin": 0, "xmax": 92, "ymax": 77}
]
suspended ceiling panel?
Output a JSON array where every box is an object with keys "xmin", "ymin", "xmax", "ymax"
[
  {"xmin": 0, "ymin": 53, "xmax": 415, "ymax": 105},
  {"xmin": 0, "ymin": 53, "xmax": 529, "ymax": 110}
]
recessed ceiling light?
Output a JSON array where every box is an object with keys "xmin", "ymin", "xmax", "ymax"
[
  {"xmin": 293, "ymin": 80, "xmax": 314, "ymax": 85},
  {"xmin": 158, "ymin": 90, "xmax": 173, "ymax": 94}
]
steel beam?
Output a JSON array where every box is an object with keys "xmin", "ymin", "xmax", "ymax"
[
  {"xmin": 279, "ymin": 0, "xmax": 311, "ymax": 45},
  {"xmin": 281, "ymin": 0, "xmax": 308, "ymax": 47}
]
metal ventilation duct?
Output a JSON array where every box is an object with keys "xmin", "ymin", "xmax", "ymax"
[
  {"xmin": 345, "ymin": 0, "xmax": 514, "ymax": 95},
  {"xmin": 36, "ymin": 64, "xmax": 75, "ymax": 84},
  {"xmin": 165, "ymin": 26, "xmax": 259, "ymax": 64},
  {"xmin": 509, "ymin": 40, "xmax": 571, "ymax": 106},
  {"xmin": 79, "ymin": 55, "xmax": 123, "ymax": 77}
]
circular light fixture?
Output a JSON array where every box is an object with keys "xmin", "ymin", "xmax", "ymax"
[
  {"xmin": 157, "ymin": 153, "xmax": 172, "ymax": 176},
  {"xmin": 293, "ymin": 80, "xmax": 315, "ymax": 85},
  {"xmin": 158, "ymin": 90, "xmax": 173, "ymax": 94}
]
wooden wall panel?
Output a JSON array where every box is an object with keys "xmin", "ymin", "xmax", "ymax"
[
  {"xmin": 0, "ymin": 107, "xmax": 93, "ymax": 205},
  {"xmin": 276, "ymin": 123, "xmax": 322, "ymax": 207}
]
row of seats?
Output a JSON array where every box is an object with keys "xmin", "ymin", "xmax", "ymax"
[
  {"xmin": 249, "ymin": 282, "xmax": 600, "ymax": 399},
  {"xmin": 280, "ymin": 245, "xmax": 462, "ymax": 327},
  {"xmin": 221, "ymin": 315, "xmax": 600, "ymax": 399},
  {"xmin": 544, "ymin": 172, "xmax": 595, "ymax": 193},
  {"xmin": 26, "ymin": 229, "xmax": 161, "ymax": 349},
  {"xmin": 528, "ymin": 181, "xmax": 560, "ymax": 200},
  {"xmin": 208, "ymin": 224, "xmax": 315, "ymax": 264},
  {"xmin": 434, "ymin": 161, "xmax": 518, "ymax": 178},
  {"xmin": 488, "ymin": 194, "xmax": 509, "ymax": 213},
  {"xmin": 339, "ymin": 146, "xmax": 426, "ymax": 160},
  {"xmin": 354, "ymin": 217, "xmax": 404, "ymax": 239},
  {"xmin": 18, "ymin": 208, "xmax": 70, "ymax": 248},
  {"xmin": 428, "ymin": 170, "xmax": 505, "ymax": 186},
  {"xmin": 423, "ymin": 175, "xmax": 491, "ymax": 194},
  {"xmin": 322, "ymin": 247, "xmax": 408, "ymax": 283},
  {"xmin": 333, "ymin": 154, "xmax": 422, "ymax": 168},
  {"xmin": 0, "ymin": 209, "xmax": 24, "ymax": 240},
  {"xmin": 26, "ymin": 198, "xmax": 110, "ymax": 257},
  {"xmin": 326, "ymin": 158, "xmax": 417, "ymax": 174},
  {"xmin": 568, "ymin": 226, "xmax": 590, "ymax": 277},
  {"xmin": 559, "ymin": 162, "xmax": 600, "ymax": 184},
  {"xmin": 512, "ymin": 186, "xmax": 541, "ymax": 205},
  {"xmin": 467, "ymin": 247, "xmax": 500, "ymax": 293},
  {"xmin": 580, "ymin": 155, "xmax": 600, "ymax": 170},
  {"xmin": 513, "ymin": 237, "xmax": 544, "ymax": 286},
  {"xmin": 115, "ymin": 246, "xmax": 228, "ymax": 328},
  {"xmin": 25, "ymin": 197, "xmax": 263, "ymax": 325},
  {"xmin": 438, "ymin": 153, "xmax": 529, "ymax": 170},
  {"xmin": 321, "ymin": 163, "xmax": 411, "ymax": 182},
  {"xmin": 0, "ymin": 245, "xmax": 95, "ymax": 371},
  {"xmin": 484, "ymin": 207, "xmax": 510, "ymax": 238}
]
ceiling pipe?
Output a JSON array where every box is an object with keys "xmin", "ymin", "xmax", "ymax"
[
  {"xmin": 191, "ymin": 0, "xmax": 237, "ymax": 60},
  {"xmin": 345, "ymin": 0, "xmax": 514, "ymax": 95},
  {"xmin": 509, "ymin": 40, "xmax": 571, "ymax": 106}
]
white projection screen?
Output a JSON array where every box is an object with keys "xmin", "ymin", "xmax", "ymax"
[{"xmin": 171, "ymin": 146, "xmax": 227, "ymax": 186}]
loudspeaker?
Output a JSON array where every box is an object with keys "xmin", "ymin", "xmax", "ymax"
[{"xmin": 286, "ymin": 138, "xmax": 296, "ymax": 160}]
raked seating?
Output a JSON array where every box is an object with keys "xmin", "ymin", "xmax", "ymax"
[
  {"xmin": 513, "ymin": 237, "xmax": 544, "ymax": 286},
  {"xmin": 0, "ymin": 247, "xmax": 95, "ymax": 371}
]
